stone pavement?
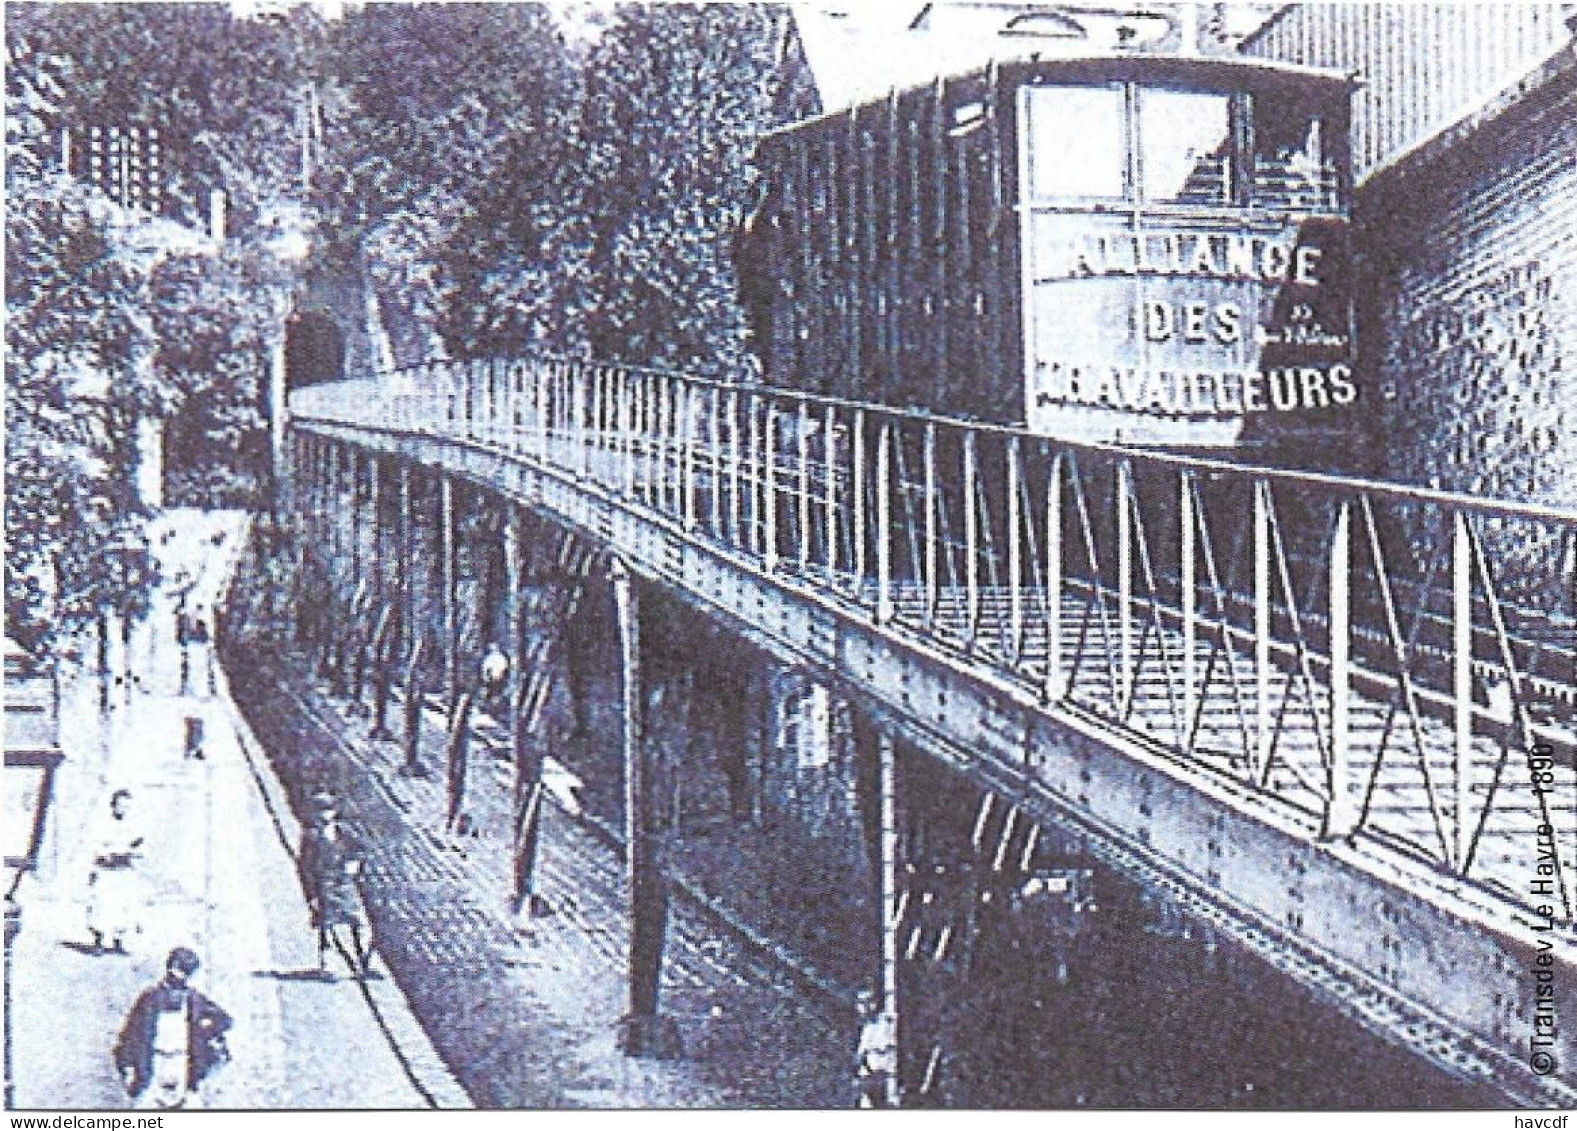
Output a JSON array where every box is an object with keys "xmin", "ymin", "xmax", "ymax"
[
  {"xmin": 225, "ymin": 630, "xmax": 855, "ymax": 1107},
  {"xmin": 8, "ymin": 509, "xmax": 467, "ymax": 1110}
]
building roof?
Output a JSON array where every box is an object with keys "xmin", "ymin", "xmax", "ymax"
[{"xmin": 791, "ymin": 1, "xmax": 1279, "ymax": 111}]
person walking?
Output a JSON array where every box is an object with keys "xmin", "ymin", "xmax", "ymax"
[
  {"xmin": 188, "ymin": 606, "xmax": 215, "ymax": 696},
  {"xmin": 853, "ymin": 989, "xmax": 898, "ymax": 1108},
  {"xmin": 478, "ymin": 643, "xmax": 510, "ymax": 714},
  {"xmin": 86, "ymin": 789, "xmax": 146, "ymax": 954},
  {"xmin": 299, "ymin": 790, "xmax": 375, "ymax": 977},
  {"xmin": 113, "ymin": 947, "xmax": 232, "ymax": 1110}
]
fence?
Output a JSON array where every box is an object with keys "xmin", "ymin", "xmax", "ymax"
[{"xmin": 292, "ymin": 355, "xmax": 1577, "ymax": 920}]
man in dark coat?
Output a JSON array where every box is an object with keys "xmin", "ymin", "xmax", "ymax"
[
  {"xmin": 114, "ymin": 947, "xmax": 232, "ymax": 1109},
  {"xmin": 300, "ymin": 790, "xmax": 374, "ymax": 977}
]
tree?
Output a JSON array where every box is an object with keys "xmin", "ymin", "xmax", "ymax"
[
  {"xmin": 5, "ymin": 5, "xmax": 312, "ymax": 648},
  {"xmin": 549, "ymin": 3, "xmax": 815, "ymax": 377},
  {"xmin": 150, "ymin": 239, "xmax": 285, "ymax": 507},
  {"xmin": 314, "ymin": 3, "xmax": 816, "ymax": 370},
  {"xmin": 6, "ymin": 2, "xmax": 320, "ymax": 232},
  {"xmin": 5, "ymin": 171, "xmax": 157, "ymax": 647},
  {"xmin": 314, "ymin": 2, "xmax": 578, "ymax": 358}
]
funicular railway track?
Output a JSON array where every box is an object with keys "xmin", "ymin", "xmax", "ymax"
[{"xmin": 290, "ymin": 354, "xmax": 1577, "ymax": 1103}]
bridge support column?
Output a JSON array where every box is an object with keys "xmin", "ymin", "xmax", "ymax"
[
  {"xmin": 444, "ymin": 689, "xmax": 474, "ymax": 833},
  {"xmin": 399, "ymin": 465, "xmax": 430, "ymax": 778},
  {"xmin": 876, "ymin": 727, "xmax": 902, "ymax": 1108},
  {"xmin": 505, "ymin": 509, "xmax": 549, "ymax": 917},
  {"xmin": 441, "ymin": 475, "xmax": 459, "ymax": 700},
  {"xmin": 611, "ymin": 558, "xmax": 679, "ymax": 1058}
]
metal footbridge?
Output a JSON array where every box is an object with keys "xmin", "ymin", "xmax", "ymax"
[{"xmin": 289, "ymin": 354, "xmax": 1577, "ymax": 1102}]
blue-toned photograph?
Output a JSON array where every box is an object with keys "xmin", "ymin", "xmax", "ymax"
[{"xmin": 4, "ymin": 0, "xmax": 1574, "ymax": 1114}]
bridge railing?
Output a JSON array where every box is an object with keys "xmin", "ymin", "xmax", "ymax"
[{"xmin": 291, "ymin": 356, "xmax": 1577, "ymax": 921}]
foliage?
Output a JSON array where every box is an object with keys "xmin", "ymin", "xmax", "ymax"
[
  {"xmin": 151, "ymin": 240, "xmax": 285, "ymax": 506},
  {"xmin": 316, "ymin": 2, "xmax": 815, "ymax": 371},
  {"xmin": 4, "ymin": 0, "xmax": 820, "ymax": 652},
  {"xmin": 4, "ymin": 7, "xmax": 307, "ymax": 648},
  {"xmin": 5, "ymin": 2, "xmax": 320, "ymax": 230},
  {"xmin": 4, "ymin": 172, "xmax": 157, "ymax": 646},
  {"xmin": 553, "ymin": 4, "xmax": 814, "ymax": 378},
  {"xmin": 314, "ymin": 2, "xmax": 578, "ymax": 357},
  {"xmin": 5, "ymin": 32, "xmax": 71, "ymax": 181}
]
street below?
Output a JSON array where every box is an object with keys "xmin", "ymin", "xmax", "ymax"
[{"xmin": 9, "ymin": 509, "xmax": 462, "ymax": 1110}]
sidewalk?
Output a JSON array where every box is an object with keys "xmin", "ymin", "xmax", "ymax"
[{"xmin": 9, "ymin": 509, "xmax": 467, "ymax": 1110}]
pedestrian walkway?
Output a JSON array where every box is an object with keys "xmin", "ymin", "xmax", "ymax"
[
  {"xmin": 9, "ymin": 509, "xmax": 467, "ymax": 1110},
  {"xmin": 225, "ymin": 632, "xmax": 853, "ymax": 1107}
]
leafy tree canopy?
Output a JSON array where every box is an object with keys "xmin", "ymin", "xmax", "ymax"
[
  {"xmin": 5, "ymin": 172, "xmax": 157, "ymax": 647},
  {"xmin": 7, "ymin": 2, "xmax": 321, "ymax": 228},
  {"xmin": 316, "ymin": 2, "xmax": 815, "ymax": 370},
  {"xmin": 5, "ymin": 6, "xmax": 309, "ymax": 650},
  {"xmin": 313, "ymin": 3, "xmax": 578, "ymax": 355},
  {"xmin": 554, "ymin": 3, "xmax": 814, "ymax": 376}
]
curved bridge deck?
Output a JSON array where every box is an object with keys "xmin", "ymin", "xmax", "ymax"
[{"xmin": 289, "ymin": 355, "xmax": 1577, "ymax": 1102}]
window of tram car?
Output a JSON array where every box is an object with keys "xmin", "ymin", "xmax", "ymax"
[
  {"xmin": 1136, "ymin": 88, "xmax": 1233, "ymax": 206},
  {"xmin": 1024, "ymin": 84, "xmax": 1127, "ymax": 200},
  {"xmin": 1250, "ymin": 93, "xmax": 1342, "ymax": 213}
]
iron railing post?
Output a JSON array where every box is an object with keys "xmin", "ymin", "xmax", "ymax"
[
  {"xmin": 1045, "ymin": 453, "xmax": 1064, "ymax": 703},
  {"xmin": 665, "ymin": 374, "xmax": 679, "ymax": 514},
  {"xmin": 964, "ymin": 431, "xmax": 979, "ymax": 648},
  {"xmin": 1180, "ymin": 472, "xmax": 1197, "ymax": 752},
  {"xmin": 622, "ymin": 370, "xmax": 636, "ymax": 496},
  {"xmin": 799, "ymin": 401, "xmax": 812, "ymax": 570},
  {"xmin": 877, "ymin": 421, "xmax": 893, "ymax": 624},
  {"xmin": 924, "ymin": 422, "xmax": 938, "ymax": 629},
  {"xmin": 570, "ymin": 364, "xmax": 584, "ymax": 480},
  {"xmin": 657, "ymin": 374, "xmax": 671, "ymax": 512},
  {"xmin": 534, "ymin": 361, "xmax": 548, "ymax": 465},
  {"xmin": 709, "ymin": 385, "xmax": 723, "ymax": 538},
  {"xmin": 1453, "ymin": 511, "xmax": 1474, "ymax": 873},
  {"xmin": 672, "ymin": 378, "xmax": 685, "ymax": 519},
  {"xmin": 1254, "ymin": 480, "xmax": 1272, "ymax": 780},
  {"xmin": 728, "ymin": 389, "xmax": 742, "ymax": 546},
  {"xmin": 825, "ymin": 404, "xmax": 839, "ymax": 583},
  {"xmin": 682, "ymin": 384, "xmax": 697, "ymax": 533},
  {"xmin": 1007, "ymin": 437, "xmax": 1023, "ymax": 663},
  {"xmin": 764, "ymin": 401, "xmax": 779, "ymax": 573},
  {"xmin": 1325, "ymin": 499, "xmax": 1355, "ymax": 840},
  {"xmin": 633, "ymin": 368, "xmax": 644, "ymax": 495},
  {"xmin": 1117, "ymin": 460, "xmax": 1133, "ymax": 714},
  {"xmin": 854, "ymin": 411, "xmax": 868, "ymax": 587}
]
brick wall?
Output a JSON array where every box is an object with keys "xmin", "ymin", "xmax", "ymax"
[{"xmin": 1356, "ymin": 64, "xmax": 1576, "ymax": 507}]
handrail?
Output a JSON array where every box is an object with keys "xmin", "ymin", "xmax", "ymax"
[
  {"xmin": 289, "ymin": 353, "xmax": 1577, "ymax": 924},
  {"xmin": 355, "ymin": 355, "xmax": 1577, "ymax": 524}
]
